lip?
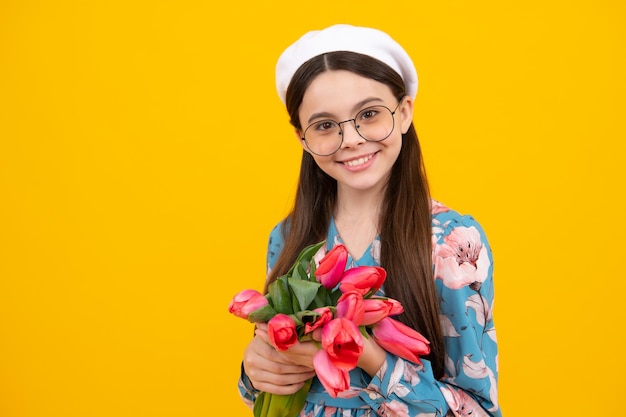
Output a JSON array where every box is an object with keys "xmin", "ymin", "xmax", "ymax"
[{"xmin": 338, "ymin": 152, "xmax": 378, "ymax": 171}]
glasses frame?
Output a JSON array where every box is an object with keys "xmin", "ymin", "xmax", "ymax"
[{"xmin": 301, "ymin": 99, "xmax": 404, "ymax": 157}]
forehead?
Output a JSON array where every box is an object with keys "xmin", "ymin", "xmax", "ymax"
[{"xmin": 299, "ymin": 70, "xmax": 394, "ymax": 116}]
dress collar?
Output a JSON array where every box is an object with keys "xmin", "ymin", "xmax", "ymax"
[{"xmin": 327, "ymin": 217, "xmax": 381, "ymax": 267}]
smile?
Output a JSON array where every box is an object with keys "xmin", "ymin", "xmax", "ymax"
[{"xmin": 343, "ymin": 153, "xmax": 375, "ymax": 167}]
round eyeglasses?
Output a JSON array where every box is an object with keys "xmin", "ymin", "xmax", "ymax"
[{"xmin": 301, "ymin": 100, "xmax": 403, "ymax": 156}]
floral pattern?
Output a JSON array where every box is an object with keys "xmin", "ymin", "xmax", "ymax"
[{"xmin": 239, "ymin": 200, "xmax": 501, "ymax": 416}]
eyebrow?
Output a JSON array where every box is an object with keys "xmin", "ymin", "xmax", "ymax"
[{"xmin": 306, "ymin": 97, "xmax": 385, "ymax": 125}]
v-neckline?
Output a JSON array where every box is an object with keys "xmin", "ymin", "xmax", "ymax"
[{"xmin": 328, "ymin": 217, "xmax": 378, "ymax": 266}]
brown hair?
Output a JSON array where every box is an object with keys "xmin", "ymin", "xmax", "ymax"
[{"xmin": 265, "ymin": 51, "xmax": 444, "ymax": 379}]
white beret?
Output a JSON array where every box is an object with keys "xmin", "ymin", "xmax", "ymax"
[{"xmin": 275, "ymin": 24, "xmax": 418, "ymax": 105}]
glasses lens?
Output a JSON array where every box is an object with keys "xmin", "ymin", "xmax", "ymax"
[
  {"xmin": 355, "ymin": 106, "xmax": 394, "ymax": 142},
  {"xmin": 302, "ymin": 105, "xmax": 396, "ymax": 156},
  {"xmin": 303, "ymin": 120, "xmax": 342, "ymax": 156}
]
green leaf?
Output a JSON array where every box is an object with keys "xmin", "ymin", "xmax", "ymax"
[
  {"xmin": 285, "ymin": 378, "xmax": 312, "ymax": 417},
  {"xmin": 329, "ymin": 287, "xmax": 342, "ymax": 305},
  {"xmin": 295, "ymin": 263, "xmax": 308, "ymax": 280},
  {"xmin": 291, "ymin": 292, "xmax": 301, "ymax": 312},
  {"xmin": 253, "ymin": 391, "xmax": 270, "ymax": 417},
  {"xmin": 287, "ymin": 241, "xmax": 325, "ymax": 276},
  {"xmin": 307, "ymin": 259, "xmax": 317, "ymax": 280},
  {"xmin": 296, "ymin": 309, "xmax": 318, "ymax": 329},
  {"xmin": 247, "ymin": 304, "xmax": 277, "ymax": 323},
  {"xmin": 310, "ymin": 285, "xmax": 328, "ymax": 310},
  {"xmin": 290, "ymin": 313, "xmax": 303, "ymax": 327},
  {"xmin": 268, "ymin": 276, "xmax": 293, "ymax": 314},
  {"xmin": 299, "ymin": 241, "xmax": 325, "ymax": 263},
  {"xmin": 288, "ymin": 277, "xmax": 321, "ymax": 311},
  {"xmin": 253, "ymin": 381, "xmax": 312, "ymax": 417},
  {"xmin": 359, "ymin": 325, "xmax": 370, "ymax": 339}
]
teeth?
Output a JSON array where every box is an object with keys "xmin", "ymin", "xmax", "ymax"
[{"xmin": 345, "ymin": 154, "xmax": 373, "ymax": 167}]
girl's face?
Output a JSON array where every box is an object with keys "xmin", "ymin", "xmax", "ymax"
[{"xmin": 297, "ymin": 70, "xmax": 413, "ymax": 196}]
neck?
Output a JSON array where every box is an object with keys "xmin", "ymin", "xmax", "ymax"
[
  {"xmin": 333, "ymin": 185, "xmax": 384, "ymax": 262},
  {"xmin": 335, "ymin": 184, "xmax": 383, "ymax": 225}
]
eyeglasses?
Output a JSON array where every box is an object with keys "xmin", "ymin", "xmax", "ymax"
[{"xmin": 301, "ymin": 100, "xmax": 403, "ymax": 156}]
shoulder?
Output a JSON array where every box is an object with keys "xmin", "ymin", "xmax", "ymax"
[
  {"xmin": 266, "ymin": 220, "xmax": 288, "ymax": 271},
  {"xmin": 431, "ymin": 199, "xmax": 489, "ymax": 244},
  {"xmin": 430, "ymin": 199, "xmax": 493, "ymax": 291},
  {"xmin": 268, "ymin": 221, "xmax": 285, "ymax": 245}
]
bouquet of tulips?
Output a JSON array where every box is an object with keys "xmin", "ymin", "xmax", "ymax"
[{"xmin": 228, "ymin": 241, "xmax": 430, "ymax": 417}]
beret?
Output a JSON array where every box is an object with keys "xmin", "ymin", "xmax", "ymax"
[{"xmin": 275, "ymin": 24, "xmax": 418, "ymax": 105}]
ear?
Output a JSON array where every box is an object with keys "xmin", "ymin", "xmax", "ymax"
[
  {"xmin": 294, "ymin": 128, "xmax": 311, "ymax": 153},
  {"xmin": 399, "ymin": 96, "xmax": 414, "ymax": 134}
]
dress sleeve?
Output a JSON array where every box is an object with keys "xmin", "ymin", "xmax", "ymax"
[
  {"xmin": 265, "ymin": 222, "xmax": 284, "ymax": 274},
  {"xmin": 356, "ymin": 211, "xmax": 501, "ymax": 416}
]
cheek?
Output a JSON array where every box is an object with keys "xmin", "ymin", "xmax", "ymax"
[
  {"xmin": 311, "ymin": 154, "xmax": 334, "ymax": 168},
  {"xmin": 310, "ymin": 154, "xmax": 339, "ymax": 178},
  {"xmin": 387, "ymin": 134, "xmax": 403, "ymax": 160}
]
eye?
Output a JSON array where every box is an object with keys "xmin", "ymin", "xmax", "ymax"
[
  {"xmin": 358, "ymin": 107, "xmax": 381, "ymax": 122},
  {"xmin": 313, "ymin": 120, "xmax": 338, "ymax": 133}
]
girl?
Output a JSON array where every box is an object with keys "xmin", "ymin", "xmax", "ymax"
[{"xmin": 239, "ymin": 24, "xmax": 501, "ymax": 417}]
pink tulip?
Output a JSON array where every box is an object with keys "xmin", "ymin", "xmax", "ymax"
[
  {"xmin": 387, "ymin": 298, "xmax": 404, "ymax": 316},
  {"xmin": 313, "ymin": 349, "xmax": 350, "ymax": 398},
  {"xmin": 336, "ymin": 291, "xmax": 364, "ymax": 325},
  {"xmin": 371, "ymin": 317, "xmax": 430, "ymax": 364},
  {"xmin": 268, "ymin": 314, "xmax": 298, "ymax": 351},
  {"xmin": 314, "ymin": 244, "xmax": 349, "ymax": 289},
  {"xmin": 339, "ymin": 266, "xmax": 386, "ymax": 296},
  {"xmin": 304, "ymin": 307, "xmax": 333, "ymax": 335},
  {"xmin": 227, "ymin": 289, "xmax": 269, "ymax": 320},
  {"xmin": 361, "ymin": 297, "xmax": 404, "ymax": 326},
  {"xmin": 321, "ymin": 318, "xmax": 363, "ymax": 370}
]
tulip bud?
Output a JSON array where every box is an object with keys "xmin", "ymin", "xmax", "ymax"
[
  {"xmin": 313, "ymin": 350, "xmax": 350, "ymax": 398},
  {"xmin": 336, "ymin": 291, "xmax": 364, "ymax": 325},
  {"xmin": 372, "ymin": 317, "xmax": 430, "ymax": 364},
  {"xmin": 227, "ymin": 289, "xmax": 269, "ymax": 320},
  {"xmin": 268, "ymin": 313, "xmax": 298, "ymax": 351},
  {"xmin": 314, "ymin": 244, "xmax": 349, "ymax": 289},
  {"xmin": 321, "ymin": 318, "xmax": 363, "ymax": 370},
  {"xmin": 339, "ymin": 266, "xmax": 386, "ymax": 296},
  {"xmin": 386, "ymin": 298, "xmax": 404, "ymax": 316},
  {"xmin": 361, "ymin": 297, "xmax": 400, "ymax": 326}
]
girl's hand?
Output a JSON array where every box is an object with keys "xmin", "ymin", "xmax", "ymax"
[
  {"xmin": 243, "ymin": 324, "xmax": 316, "ymax": 395},
  {"xmin": 254, "ymin": 323, "xmax": 320, "ymax": 369},
  {"xmin": 357, "ymin": 333, "xmax": 387, "ymax": 377}
]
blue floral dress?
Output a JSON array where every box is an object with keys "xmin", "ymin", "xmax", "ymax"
[{"xmin": 239, "ymin": 200, "xmax": 501, "ymax": 416}]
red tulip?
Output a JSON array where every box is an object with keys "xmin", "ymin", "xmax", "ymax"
[
  {"xmin": 361, "ymin": 297, "xmax": 404, "ymax": 326},
  {"xmin": 371, "ymin": 317, "xmax": 430, "ymax": 364},
  {"xmin": 313, "ymin": 349, "xmax": 350, "ymax": 398},
  {"xmin": 227, "ymin": 289, "xmax": 268, "ymax": 320},
  {"xmin": 387, "ymin": 298, "xmax": 404, "ymax": 316},
  {"xmin": 304, "ymin": 307, "xmax": 333, "ymax": 335},
  {"xmin": 321, "ymin": 318, "xmax": 363, "ymax": 370},
  {"xmin": 268, "ymin": 314, "xmax": 298, "ymax": 351},
  {"xmin": 336, "ymin": 291, "xmax": 364, "ymax": 325},
  {"xmin": 339, "ymin": 266, "xmax": 386, "ymax": 296},
  {"xmin": 314, "ymin": 244, "xmax": 349, "ymax": 289}
]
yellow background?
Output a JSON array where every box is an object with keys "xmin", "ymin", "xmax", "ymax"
[{"xmin": 1, "ymin": 1, "xmax": 624, "ymax": 416}]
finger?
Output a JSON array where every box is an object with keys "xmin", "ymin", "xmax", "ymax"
[
  {"xmin": 250, "ymin": 380, "xmax": 307, "ymax": 396},
  {"xmin": 265, "ymin": 359, "xmax": 316, "ymax": 375},
  {"xmin": 254, "ymin": 327, "xmax": 270, "ymax": 342},
  {"xmin": 247, "ymin": 369, "xmax": 316, "ymax": 395},
  {"xmin": 245, "ymin": 339, "xmax": 313, "ymax": 373},
  {"xmin": 273, "ymin": 341, "xmax": 318, "ymax": 369}
]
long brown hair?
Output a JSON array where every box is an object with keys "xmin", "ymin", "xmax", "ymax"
[{"xmin": 265, "ymin": 51, "xmax": 444, "ymax": 379}]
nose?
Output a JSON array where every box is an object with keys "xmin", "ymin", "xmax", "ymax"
[{"xmin": 338, "ymin": 119, "xmax": 365, "ymax": 148}]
